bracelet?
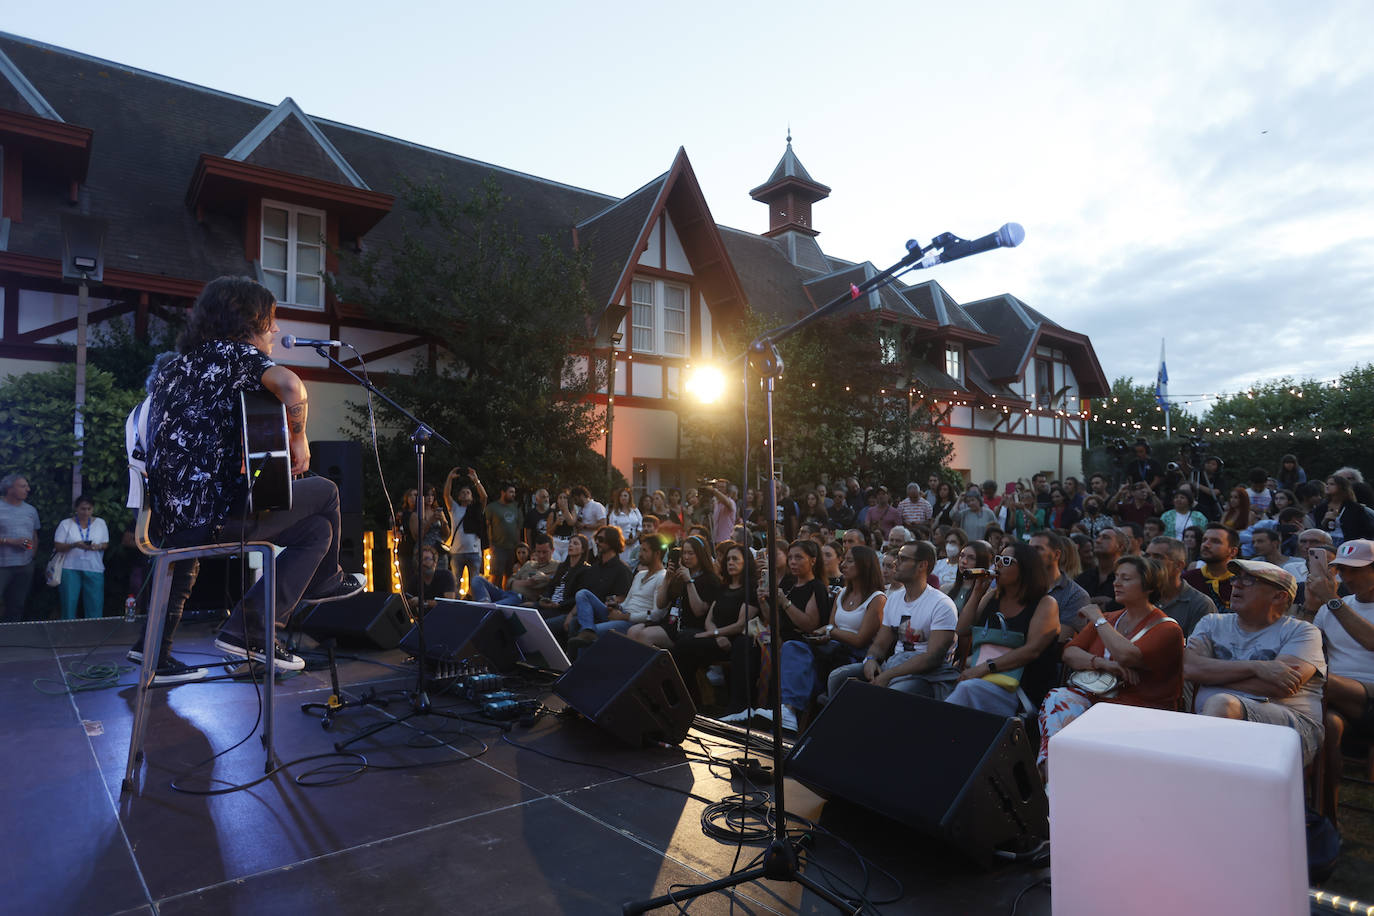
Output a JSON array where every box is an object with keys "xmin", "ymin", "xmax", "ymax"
[{"xmin": 713, "ymin": 629, "xmax": 719, "ymax": 637}]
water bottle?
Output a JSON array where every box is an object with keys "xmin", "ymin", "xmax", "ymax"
[{"xmin": 124, "ymin": 594, "xmax": 137, "ymax": 623}]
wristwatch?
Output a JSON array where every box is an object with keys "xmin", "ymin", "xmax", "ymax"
[
  {"xmin": 987, "ymin": 660, "xmax": 999, "ymax": 673},
  {"xmin": 1093, "ymin": 617, "xmax": 1109, "ymax": 628},
  {"xmin": 1327, "ymin": 598, "xmax": 1345, "ymax": 613}
]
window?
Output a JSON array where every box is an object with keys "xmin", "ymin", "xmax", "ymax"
[
  {"xmin": 944, "ymin": 344, "xmax": 963, "ymax": 384},
  {"xmin": 629, "ymin": 276, "xmax": 690, "ymax": 356},
  {"xmin": 261, "ymin": 200, "xmax": 325, "ymax": 309},
  {"xmin": 1035, "ymin": 358, "xmax": 1053, "ymax": 405},
  {"xmin": 631, "ymin": 280, "xmax": 654, "ymax": 352}
]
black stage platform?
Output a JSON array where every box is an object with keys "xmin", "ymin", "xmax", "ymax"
[{"xmin": 0, "ymin": 616, "xmax": 1050, "ymax": 915}]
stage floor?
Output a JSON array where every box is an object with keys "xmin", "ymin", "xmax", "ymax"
[{"xmin": 0, "ymin": 615, "xmax": 1054, "ymax": 915}]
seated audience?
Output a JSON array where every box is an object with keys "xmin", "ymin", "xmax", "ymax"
[
  {"xmin": 827, "ymin": 540, "xmax": 960, "ymax": 700},
  {"xmin": 932, "ymin": 528, "xmax": 968, "ymax": 589},
  {"xmin": 1143, "ymin": 536, "xmax": 1216, "ymax": 637},
  {"xmin": 538, "ymin": 533, "xmax": 590, "ymax": 619},
  {"xmin": 467, "ymin": 534, "xmax": 559, "ymax": 606},
  {"xmin": 1182, "ymin": 523, "xmax": 1239, "ymax": 609},
  {"xmin": 631, "ymin": 535, "xmax": 719, "ymax": 649},
  {"xmin": 673, "ymin": 543, "xmax": 758, "ymax": 706},
  {"xmin": 568, "ymin": 532, "xmax": 668, "ymax": 648},
  {"xmin": 947, "ymin": 542, "xmax": 1060, "ymax": 716},
  {"xmin": 1184, "ymin": 560, "xmax": 1325, "ymax": 765},
  {"xmin": 1029, "ymin": 531, "xmax": 1092, "ymax": 643},
  {"xmin": 555, "ymin": 526, "xmax": 632, "ymax": 640},
  {"xmin": 1038, "ymin": 555, "xmax": 1184, "ymax": 779}
]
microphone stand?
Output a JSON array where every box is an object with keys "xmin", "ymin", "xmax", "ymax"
[
  {"xmin": 624, "ymin": 240, "xmax": 939, "ymax": 914},
  {"xmin": 293, "ymin": 345, "xmax": 474, "ymax": 749}
]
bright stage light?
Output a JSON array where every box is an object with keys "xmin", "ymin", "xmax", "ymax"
[{"xmin": 686, "ymin": 366, "xmax": 726, "ymax": 404}]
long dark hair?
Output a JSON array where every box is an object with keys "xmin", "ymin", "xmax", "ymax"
[
  {"xmin": 994, "ymin": 541, "xmax": 1049, "ymax": 608},
  {"xmin": 844, "ymin": 545, "xmax": 884, "ymax": 600},
  {"xmin": 179, "ymin": 276, "xmax": 276, "ymax": 351},
  {"xmin": 721, "ymin": 543, "xmax": 757, "ymax": 592}
]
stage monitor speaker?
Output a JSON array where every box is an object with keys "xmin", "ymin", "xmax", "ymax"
[
  {"xmin": 310, "ymin": 440, "xmax": 362, "ymax": 515},
  {"xmin": 300, "ymin": 592, "xmax": 410, "ymax": 650},
  {"xmin": 784, "ymin": 680, "xmax": 1046, "ymax": 866},
  {"xmin": 552, "ymin": 632, "xmax": 696, "ymax": 747},
  {"xmin": 401, "ymin": 599, "xmax": 520, "ymax": 671}
]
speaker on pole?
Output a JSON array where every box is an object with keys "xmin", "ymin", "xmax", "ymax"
[
  {"xmin": 553, "ymin": 631, "xmax": 696, "ymax": 747},
  {"xmin": 401, "ymin": 599, "xmax": 520, "ymax": 672},
  {"xmin": 784, "ymin": 680, "xmax": 1047, "ymax": 866},
  {"xmin": 301, "ymin": 592, "xmax": 410, "ymax": 650},
  {"xmin": 310, "ymin": 440, "xmax": 363, "ymax": 515}
]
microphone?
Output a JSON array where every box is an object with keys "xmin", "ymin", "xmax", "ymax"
[
  {"xmin": 281, "ymin": 335, "xmax": 343, "ymax": 349},
  {"xmin": 907, "ymin": 222, "xmax": 1024, "ymax": 269}
]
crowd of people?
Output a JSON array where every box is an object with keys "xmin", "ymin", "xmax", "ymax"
[{"xmin": 396, "ymin": 444, "xmax": 1374, "ymax": 806}]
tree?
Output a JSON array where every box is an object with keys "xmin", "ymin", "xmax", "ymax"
[
  {"xmin": 1091, "ymin": 375, "xmax": 1199, "ymax": 442},
  {"xmin": 679, "ymin": 310, "xmax": 953, "ymax": 490},
  {"xmin": 336, "ymin": 178, "xmax": 607, "ymax": 525},
  {"xmin": 0, "ymin": 365, "xmax": 143, "ymax": 616}
]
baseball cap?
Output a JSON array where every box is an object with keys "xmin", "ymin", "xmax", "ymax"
[
  {"xmin": 1330, "ymin": 539, "xmax": 1374, "ymax": 569},
  {"xmin": 1227, "ymin": 559, "xmax": 1298, "ymax": 600}
]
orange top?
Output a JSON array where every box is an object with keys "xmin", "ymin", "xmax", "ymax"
[{"xmin": 1068, "ymin": 607, "xmax": 1184, "ymax": 709}]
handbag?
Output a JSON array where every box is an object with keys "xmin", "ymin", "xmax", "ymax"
[
  {"xmin": 45, "ymin": 551, "xmax": 64, "ymax": 587},
  {"xmin": 1066, "ymin": 615, "xmax": 1169, "ymax": 698},
  {"xmin": 970, "ymin": 612, "xmax": 1025, "ymax": 691}
]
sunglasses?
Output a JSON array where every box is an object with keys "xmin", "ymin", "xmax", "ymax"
[{"xmin": 994, "ymin": 555, "xmax": 1018, "ymax": 567}]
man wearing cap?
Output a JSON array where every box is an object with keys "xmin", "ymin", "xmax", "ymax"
[
  {"xmin": 1307, "ymin": 539, "xmax": 1374, "ymax": 816},
  {"xmin": 1184, "ymin": 559, "xmax": 1325, "ymax": 765}
]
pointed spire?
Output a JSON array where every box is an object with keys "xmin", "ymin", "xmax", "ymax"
[{"xmin": 750, "ymin": 133, "xmax": 830, "ymax": 238}]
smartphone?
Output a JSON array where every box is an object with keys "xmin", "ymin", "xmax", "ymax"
[
  {"xmin": 667, "ymin": 546, "xmax": 682, "ymax": 566},
  {"xmin": 1308, "ymin": 547, "xmax": 1328, "ymax": 576}
]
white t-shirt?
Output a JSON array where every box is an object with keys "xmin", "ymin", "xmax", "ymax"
[
  {"xmin": 1316, "ymin": 596, "xmax": 1374, "ymax": 683},
  {"xmin": 882, "ymin": 583, "xmax": 958, "ymax": 658},
  {"xmin": 449, "ymin": 504, "xmax": 481, "ymax": 555},
  {"xmin": 579, "ymin": 499, "xmax": 607, "ymax": 530},
  {"xmin": 55, "ymin": 517, "xmax": 109, "ymax": 572},
  {"xmin": 622, "ymin": 567, "xmax": 668, "ymax": 624},
  {"xmin": 609, "ymin": 507, "xmax": 643, "ymax": 541}
]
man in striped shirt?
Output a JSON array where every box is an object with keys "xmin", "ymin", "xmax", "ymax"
[{"xmin": 897, "ymin": 482, "xmax": 932, "ymax": 528}]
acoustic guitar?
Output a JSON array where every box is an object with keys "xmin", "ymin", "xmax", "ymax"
[{"xmin": 240, "ymin": 389, "xmax": 293, "ymax": 512}]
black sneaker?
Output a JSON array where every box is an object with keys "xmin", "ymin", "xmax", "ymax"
[
  {"xmin": 127, "ymin": 645, "xmax": 144, "ymax": 665},
  {"xmin": 304, "ymin": 572, "xmax": 366, "ymax": 605},
  {"xmin": 152, "ymin": 658, "xmax": 208, "ymax": 685},
  {"xmin": 213, "ymin": 631, "xmax": 305, "ymax": 672}
]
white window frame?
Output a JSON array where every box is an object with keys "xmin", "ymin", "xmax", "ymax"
[
  {"xmin": 629, "ymin": 276, "xmax": 690, "ymax": 357},
  {"xmin": 944, "ymin": 343, "xmax": 963, "ymax": 384},
  {"xmin": 261, "ymin": 199, "xmax": 326, "ymax": 310}
]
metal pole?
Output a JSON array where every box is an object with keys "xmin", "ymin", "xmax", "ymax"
[
  {"xmin": 72, "ymin": 278, "xmax": 89, "ymax": 500},
  {"xmin": 605, "ymin": 339, "xmax": 618, "ymax": 494}
]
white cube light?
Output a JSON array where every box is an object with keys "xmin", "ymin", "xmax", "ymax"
[{"xmin": 1049, "ymin": 703, "xmax": 1307, "ymax": 916}]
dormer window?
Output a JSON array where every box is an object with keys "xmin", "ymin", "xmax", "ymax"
[
  {"xmin": 261, "ymin": 199, "xmax": 325, "ymax": 309},
  {"xmin": 630, "ymin": 277, "xmax": 688, "ymax": 357},
  {"xmin": 945, "ymin": 343, "xmax": 963, "ymax": 384}
]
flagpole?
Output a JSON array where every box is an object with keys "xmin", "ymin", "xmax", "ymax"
[{"xmin": 1159, "ymin": 338, "xmax": 1171, "ymax": 441}]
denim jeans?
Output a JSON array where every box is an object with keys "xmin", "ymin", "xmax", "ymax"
[{"xmin": 467, "ymin": 576, "xmax": 525, "ymax": 605}]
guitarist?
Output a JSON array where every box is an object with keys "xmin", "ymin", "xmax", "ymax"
[{"xmin": 143, "ymin": 276, "xmax": 362, "ymax": 677}]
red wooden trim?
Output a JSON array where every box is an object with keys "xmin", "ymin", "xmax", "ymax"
[
  {"xmin": 3, "ymin": 282, "xmax": 18, "ymax": 339},
  {"xmin": 632, "ymin": 264, "xmax": 695, "ymax": 282},
  {"xmin": 0, "ymin": 340, "xmax": 73, "ymax": 361},
  {"xmin": 188, "ymin": 155, "xmax": 393, "ymax": 216},
  {"xmin": 939, "ymin": 425, "xmax": 1082, "ymax": 445},
  {"xmin": 15, "ymin": 300, "xmax": 134, "ymax": 342},
  {"xmin": 0, "ymin": 109, "xmax": 93, "ymax": 151},
  {"xmin": 1, "ymin": 152, "xmax": 20, "ymax": 222}
]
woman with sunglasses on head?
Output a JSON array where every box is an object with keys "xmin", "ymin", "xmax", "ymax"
[
  {"xmin": 946, "ymin": 542, "xmax": 1059, "ymax": 717},
  {"xmin": 630, "ymin": 535, "xmax": 719, "ymax": 649},
  {"xmin": 673, "ymin": 543, "xmax": 759, "ymax": 707},
  {"xmin": 1036, "ymin": 555, "xmax": 1183, "ymax": 780}
]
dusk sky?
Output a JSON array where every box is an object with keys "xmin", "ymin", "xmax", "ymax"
[{"xmin": 9, "ymin": 1, "xmax": 1372, "ymax": 409}]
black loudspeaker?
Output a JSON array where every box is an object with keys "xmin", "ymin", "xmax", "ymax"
[
  {"xmin": 784, "ymin": 680, "xmax": 1047, "ymax": 866},
  {"xmin": 310, "ymin": 440, "xmax": 362, "ymax": 514},
  {"xmin": 552, "ymin": 632, "xmax": 696, "ymax": 747},
  {"xmin": 339, "ymin": 511, "xmax": 364, "ymax": 573},
  {"xmin": 401, "ymin": 599, "xmax": 520, "ymax": 671},
  {"xmin": 300, "ymin": 592, "xmax": 410, "ymax": 650}
]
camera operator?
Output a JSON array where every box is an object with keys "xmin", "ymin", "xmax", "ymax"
[{"xmin": 1193, "ymin": 455, "xmax": 1227, "ymax": 522}]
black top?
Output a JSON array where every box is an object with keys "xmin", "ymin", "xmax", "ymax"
[
  {"xmin": 977, "ymin": 598, "xmax": 1057, "ymax": 707},
  {"xmin": 710, "ymin": 584, "xmax": 751, "ymax": 629},
  {"xmin": 578, "ymin": 555, "xmax": 633, "ymax": 603},
  {"xmin": 546, "ymin": 559, "xmax": 589, "ymax": 610},
  {"xmin": 666, "ymin": 572, "xmax": 720, "ymax": 629},
  {"xmin": 773, "ymin": 575, "xmax": 831, "ymax": 642}
]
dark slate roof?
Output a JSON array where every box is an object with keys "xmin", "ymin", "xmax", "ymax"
[
  {"xmin": 231, "ymin": 98, "xmax": 364, "ymax": 188},
  {"xmin": 0, "ymin": 45, "xmax": 60, "ymax": 119},
  {"xmin": 0, "ymin": 32, "xmax": 616, "ymax": 293},
  {"xmin": 752, "ymin": 140, "xmax": 824, "ymax": 197},
  {"xmin": 963, "ymin": 294, "xmax": 1039, "ymax": 382},
  {"xmin": 718, "ymin": 228, "xmax": 818, "ymax": 322},
  {"xmin": 575, "ymin": 173, "xmax": 667, "ymax": 310}
]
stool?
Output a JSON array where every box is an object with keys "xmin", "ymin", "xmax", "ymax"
[{"xmin": 122, "ymin": 472, "xmax": 279, "ymax": 794}]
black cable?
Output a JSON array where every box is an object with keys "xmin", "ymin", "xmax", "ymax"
[{"xmin": 1010, "ymin": 876, "xmax": 1051, "ymax": 915}]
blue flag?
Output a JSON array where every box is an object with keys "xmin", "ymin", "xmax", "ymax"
[{"xmin": 1154, "ymin": 340, "xmax": 1169, "ymax": 409}]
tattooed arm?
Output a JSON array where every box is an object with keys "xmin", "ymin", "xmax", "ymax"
[{"xmin": 261, "ymin": 365, "xmax": 310, "ymax": 475}]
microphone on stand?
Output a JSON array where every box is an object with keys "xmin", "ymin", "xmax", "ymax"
[
  {"xmin": 906, "ymin": 222, "xmax": 1024, "ymax": 269},
  {"xmin": 282, "ymin": 335, "xmax": 344, "ymax": 349}
]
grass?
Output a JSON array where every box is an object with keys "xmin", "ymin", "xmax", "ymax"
[{"xmin": 1323, "ymin": 760, "xmax": 1374, "ymax": 902}]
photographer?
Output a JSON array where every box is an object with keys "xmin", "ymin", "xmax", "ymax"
[
  {"xmin": 699, "ymin": 478, "xmax": 737, "ymax": 546},
  {"xmin": 1193, "ymin": 455, "xmax": 1228, "ymax": 521},
  {"xmin": 1125, "ymin": 439, "xmax": 1164, "ymax": 490}
]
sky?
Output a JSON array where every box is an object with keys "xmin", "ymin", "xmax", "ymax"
[{"xmin": 8, "ymin": 0, "xmax": 1374, "ymax": 408}]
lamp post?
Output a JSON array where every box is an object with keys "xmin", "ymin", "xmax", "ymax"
[{"xmin": 605, "ymin": 331, "xmax": 623, "ymax": 494}]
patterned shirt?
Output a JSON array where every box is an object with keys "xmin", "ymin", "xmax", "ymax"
[
  {"xmin": 148, "ymin": 339, "xmax": 274, "ymax": 536},
  {"xmin": 897, "ymin": 496, "xmax": 933, "ymax": 527}
]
